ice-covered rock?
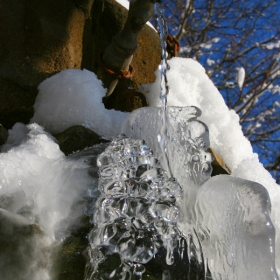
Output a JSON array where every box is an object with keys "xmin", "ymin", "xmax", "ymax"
[
  {"xmin": 0, "ymin": 123, "xmax": 103, "ymax": 280},
  {"xmin": 140, "ymin": 57, "xmax": 280, "ymax": 274},
  {"xmin": 122, "ymin": 106, "xmax": 212, "ymax": 189}
]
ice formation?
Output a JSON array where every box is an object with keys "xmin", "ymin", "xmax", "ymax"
[
  {"xmin": 86, "ymin": 135, "xmax": 183, "ymax": 278},
  {"xmin": 141, "ymin": 58, "xmax": 256, "ymax": 172},
  {"xmin": 122, "ymin": 106, "xmax": 212, "ymax": 188},
  {"xmin": 196, "ymin": 175, "xmax": 277, "ymax": 280},
  {"xmin": 0, "ymin": 123, "xmax": 92, "ymax": 237},
  {"xmin": 1, "ymin": 47, "xmax": 279, "ymax": 279},
  {"xmin": 122, "ymin": 106, "xmax": 278, "ymax": 280},
  {"xmin": 140, "ymin": 57, "xmax": 280, "ymax": 273}
]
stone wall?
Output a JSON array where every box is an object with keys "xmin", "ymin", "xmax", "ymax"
[{"xmin": 0, "ymin": 0, "xmax": 161, "ymax": 129}]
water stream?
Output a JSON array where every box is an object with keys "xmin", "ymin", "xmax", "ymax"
[
  {"xmin": 154, "ymin": 2, "xmax": 172, "ymax": 179},
  {"xmin": 85, "ymin": 3, "xmax": 210, "ymax": 279}
]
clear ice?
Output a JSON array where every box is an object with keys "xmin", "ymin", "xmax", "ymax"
[
  {"xmin": 86, "ymin": 135, "xmax": 183, "ymax": 279},
  {"xmin": 120, "ymin": 106, "xmax": 278, "ymax": 280},
  {"xmin": 122, "ymin": 106, "xmax": 212, "ymax": 188}
]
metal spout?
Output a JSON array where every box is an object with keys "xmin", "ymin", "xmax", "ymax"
[{"xmin": 102, "ymin": 0, "xmax": 160, "ymax": 76}]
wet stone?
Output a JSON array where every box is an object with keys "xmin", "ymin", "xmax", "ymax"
[{"xmin": 53, "ymin": 125, "xmax": 101, "ymax": 155}]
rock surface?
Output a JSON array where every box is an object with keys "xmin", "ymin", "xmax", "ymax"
[
  {"xmin": 0, "ymin": 0, "xmax": 161, "ymax": 129},
  {"xmin": 53, "ymin": 125, "xmax": 101, "ymax": 156},
  {"xmin": 0, "ymin": 124, "xmax": 8, "ymax": 146},
  {"xmin": 83, "ymin": 0, "xmax": 161, "ymax": 111},
  {"xmin": 0, "ymin": 0, "xmax": 93, "ymax": 128}
]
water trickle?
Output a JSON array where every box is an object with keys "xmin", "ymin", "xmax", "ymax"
[
  {"xmin": 154, "ymin": 2, "xmax": 170, "ymax": 104},
  {"xmin": 86, "ymin": 5, "xmax": 211, "ymax": 278},
  {"xmin": 154, "ymin": 2, "xmax": 172, "ymax": 179}
]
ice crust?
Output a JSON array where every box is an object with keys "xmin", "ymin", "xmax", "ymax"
[
  {"xmin": 197, "ymin": 175, "xmax": 277, "ymax": 280},
  {"xmin": 122, "ymin": 106, "xmax": 213, "ymax": 188},
  {"xmin": 122, "ymin": 106, "xmax": 278, "ymax": 279},
  {"xmin": 141, "ymin": 57, "xmax": 252, "ymax": 172},
  {"xmin": 31, "ymin": 69, "xmax": 128, "ymax": 139}
]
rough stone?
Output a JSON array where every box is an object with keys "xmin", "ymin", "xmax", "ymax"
[
  {"xmin": 208, "ymin": 147, "xmax": 231, "ymax": 176},
  {"xmin": 0, "ymin": 0, "xmax": 161, "ymax": 129},
  {"xmin": 0, "ymin": 0, "xmax": 93, "ymax": 129},
  {"xmin": 51, "ymin": 215, "xmax": 91, "ymax": 280},
  {"xmin": 0, "ymin": 124, "xmax": 8, "ymax": 146},
  {"xmin": 53, "ymin": 125, "xmax": 101, "ymax": 155},
  {"xmin": 0, "ymin": 208, "xmax": 45, "ymax": 280}
]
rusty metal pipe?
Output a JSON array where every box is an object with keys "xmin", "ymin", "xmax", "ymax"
[{"xmin": 102, "ymin": 0, "xmax": 160, "ymax": 96}]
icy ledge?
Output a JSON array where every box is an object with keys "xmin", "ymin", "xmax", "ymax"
[{"xmin": 122, "ymin": 106, "xmax": 278, "ymax": 280}]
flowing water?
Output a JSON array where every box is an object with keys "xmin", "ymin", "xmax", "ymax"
[
  {"xmin": 85, "ymin": 3, "xmax": 211, "ymax": 279},
  {"xmin": 154, "ymin": 2, "xmax": 172, "ymax": 179}
]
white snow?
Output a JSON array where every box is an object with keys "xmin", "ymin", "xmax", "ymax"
[
  {"xmin": 31, "ymin": 69, "xmax": 128, "ymax": 139},
  {"xmin": 0, "ymin": 123, "xmax": 95, "ymax": 279},
  {"xmin": 237, "ymin": 67, "xmax": 246, "ymax": 90},
  {"xmin": 116, "ymin": 0, "xmax": 129, "ymax": 10},
  {"xmin": 207, "ymin": 58, "xmax": 215, "ymax": 66},
  {"xmin": 141, "ymin": 58, "xmax": 253, "ymax": 170},
  {"xmin": 0, "ymin": 123, "xmax": 92, "ymax": 237},
  {"xmin": 200, "ymin": 37, "xmax": 220, "ymax": 49},
  {"xmin": 263, "ymin": 40, "xmax": 280, "ymax": 50}
]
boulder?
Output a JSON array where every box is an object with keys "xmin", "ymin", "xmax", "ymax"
[
  {"xmin": 0, "ymin": 124, "xmax": 8, "ymax": 146},
  {"xmin": 53, "ymin": 125, "xmax": 101, "ymax": 156},
  {"xmin": 0, "ymin": 0, "xmax": 161, "ymax": 129}
]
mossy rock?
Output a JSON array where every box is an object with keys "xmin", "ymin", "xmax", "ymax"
[{"xmin": 53, "ymin": 125, "xmax": 101, "ymax": 156}]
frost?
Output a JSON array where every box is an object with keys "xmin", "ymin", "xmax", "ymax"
[{"xmin": 200, "ymin": 38, "xmax": 220, "ymax": 49}]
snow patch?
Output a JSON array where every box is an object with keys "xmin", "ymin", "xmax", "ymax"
[{"xmin": 31, "ymin": 69, "xmax": 128, "ymax": 139}]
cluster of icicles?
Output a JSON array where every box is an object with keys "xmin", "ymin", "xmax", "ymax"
[{"xmin": 86, "ymin": 135, "xmax": 183, "ymax": 279}]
